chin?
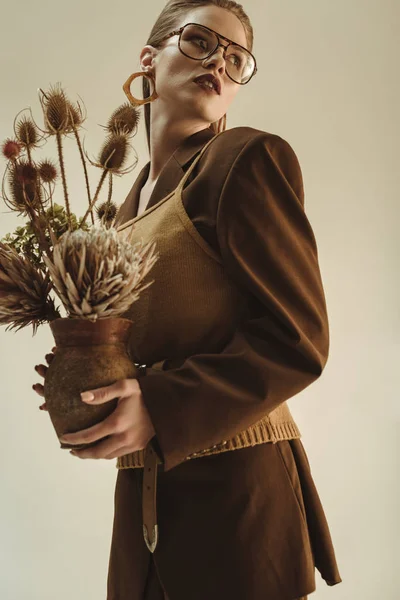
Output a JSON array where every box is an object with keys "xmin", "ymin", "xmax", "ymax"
[
  {"xmin": 193, "ymin": 106, "xmax": 224, "ymax": 123},
  {"xmin": 205, "ymin": 113, "xmax": 225, "ymax": 125}
]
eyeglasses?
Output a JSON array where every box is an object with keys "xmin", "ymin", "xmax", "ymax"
[{"xmin": 158, "ymin": 22, "xmax": 257, "ymax": 85}]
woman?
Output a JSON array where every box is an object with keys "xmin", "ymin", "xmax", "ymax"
[{"xmin": 33, "ymin": 1, "xmax": 343, "ymax": 598}]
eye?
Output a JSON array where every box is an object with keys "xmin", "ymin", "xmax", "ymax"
[
  {"xmin": 227, "ymin": 53, "xmax": 242, "ymax": 67},
  {"xmin": 189, "ymin": 36, "xmax": 209, "ymax": 51}
]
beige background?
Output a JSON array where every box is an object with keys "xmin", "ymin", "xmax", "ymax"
[{"xmin": 0, "ymin": 1, "xmax": 398, "ymax": 598}]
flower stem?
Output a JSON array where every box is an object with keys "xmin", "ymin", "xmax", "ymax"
[
  {"xmin": 80, "ymin": 169, "xmax": 108, "ymax": 227},
  {"xmin": 25, "ymin": 145, "xmax": 55, "ymax": 254},
  {"xmin": 72, "ymin": 125, "xmax": 94, "ymax": 225},
  {"xmin": 55, "ymin": 132, "xmax": 71, "ymax": 230},
  {"xmin": 23, "ymin": 198, "xmax": 53, "ymax": 261}
]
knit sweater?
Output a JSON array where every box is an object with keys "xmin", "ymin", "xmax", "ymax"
[{"xmin": 115, "ymin": 127, "xmax": 330, "ymax": 472}]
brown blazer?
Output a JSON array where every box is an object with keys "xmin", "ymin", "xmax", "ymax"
[
  {"xmin": 108, "ymin": 127, "xmax": 342, "ymax": 599},
  {"xmin": 115, "ymin": 126, "xmax": 330, "ymax": 473}
]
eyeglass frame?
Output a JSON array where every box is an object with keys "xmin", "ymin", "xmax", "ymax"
[{"xmin": 157, "ymin": 22, "xmax": 258, "ymax": 85}]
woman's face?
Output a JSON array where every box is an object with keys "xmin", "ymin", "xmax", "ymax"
[{"xmin": 140, "ymin": 5, "xmax": 250, "ymax": 126}]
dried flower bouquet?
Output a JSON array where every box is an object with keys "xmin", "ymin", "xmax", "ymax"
[{"xmin": 0, "ymin": 83, "xmax": 159, "ymax": 447}]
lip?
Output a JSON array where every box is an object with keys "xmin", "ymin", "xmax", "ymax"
[
  {"xmin": 193, "ymin": 74, "xmax": 221, "ymax": 95},
  {"xmin": 194, "ymin": 80, "xmax": 219, "ymax": 95}
]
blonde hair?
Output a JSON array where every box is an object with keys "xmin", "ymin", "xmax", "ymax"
[{"xmin": 141, "ymin": 0, "xmax": 254, "ymax": 150}]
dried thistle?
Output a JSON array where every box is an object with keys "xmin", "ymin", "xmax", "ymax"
[
  {"xmin": 36, "ymin": 84, "xmax": 95, "ymax": 227},
  {"xmin": 42, "ymin": 226, "xmax": 159, "ymax": 321},
  {"xmin": 38, "ymin": 159, "xmax": 58, "ymax": 183},
  {"xmin": 104, "ymin": 102, "xmax": 140, "ymax": 136},
  {"xmin": 14, "ymin": 112, "xmax": 41, "ymax": 151},
  {"xmin": 96, "ymin": 200, "xmax": 118, "ymax": 227},
  {"xmin": 37, "ymin": 83, "xmax": 78, "ymax": 228},
  {"xmin": 39, "ymin": 83, "xmax": 72, "ymax": 134},
  {"xmin": 2, "ymin": 138, "xmax": 23, "ymax": 161},
  {"xmin": 37, "ymin": 158, "xmax": 58, "ymax": 215},
  {"xmin": 0, "ymin": 242, "xmax": 60, "ymax": 334},
  {"xmin": 3, "ymin": 159, "xmax": 44, "ymax": 216},
  {"xmin": 80, "ymin": 134, "xmax": 137, "ymax": 226},
  {"xmin": 66, "ymin": 100, "xmax": 85, "ymax": 130},
  {"xmin": 1, "ymin": 161, "xmax": 53, "ymax": 260},
  {"xmin": 1, "ymin": 110, "xmax": 52, "ymax": 257},
  {"xmin": 98, "ymin": 133, "xmax": 130, "ymax": 172}
]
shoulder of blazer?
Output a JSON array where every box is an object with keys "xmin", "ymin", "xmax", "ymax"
[
  {"xmin": 202, "ymin": 126, "xmax": 291, "ymax": 168},
  {"xmin": 182, "ymin": 126, "xmax": 303, "ymax": 210},
  {"xmin": 211, "ymin": 127, "xmax": 304, "ymax": 207},
  {"xmin": 191, "ymin": 126, "xmax": 291, "ymax": 179}
]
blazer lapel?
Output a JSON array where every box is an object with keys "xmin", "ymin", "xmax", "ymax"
[{"xmin": 115, "ymin": 127, "xmax": 216, "ymax": 226}]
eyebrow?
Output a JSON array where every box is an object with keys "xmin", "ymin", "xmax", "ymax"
[{"xmin": 187, "ymin": 22, "xmax": 248, "ymax": 51}]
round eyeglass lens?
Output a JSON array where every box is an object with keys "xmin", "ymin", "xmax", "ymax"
[{"xmin": 180, "ymin": 24, "xmax": 255, "ymax": 84}]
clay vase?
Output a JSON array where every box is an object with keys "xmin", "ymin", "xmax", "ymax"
[{"xmin": 44, "ymin": 317, "xmax": 138, "ymax": 451}]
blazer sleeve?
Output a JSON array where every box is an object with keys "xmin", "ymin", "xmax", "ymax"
[{"xmin": 136, "ymin": 132, "xmax": 330, "ymax": 472}]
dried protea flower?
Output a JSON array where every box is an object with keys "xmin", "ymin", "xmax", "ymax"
[
  {"xmin": 96, "ymin": 200, "xmax": 118, "ymax": 225},
  {"xmin": 4, "ymin": 160, "xmax": 43, "ymax": 214},
  {"xmin": 14, "ymin": 114, "xmax": 40, "ymax": 149},
  {"xmin": 105, "ymin": 103, "xmax": 140, "ymax": 136},
  {"xmin": 42, "ymin": 225, "xmax": 159, "ymax": 321},
  {"xmin": 0, "ymin": 241, "xmax": 60, "ymax": 334},
  {"xmin": 2, "ymin": 138, "xmax": 23, "ymax": 161},
  {"xmin": 38, "ymin": 159, "xmax": 58, "ymax": 183}
]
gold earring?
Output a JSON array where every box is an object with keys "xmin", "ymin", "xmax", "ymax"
[{"xmin": 123, "ymin": 70, "xmax": 158, "ymax": 106}]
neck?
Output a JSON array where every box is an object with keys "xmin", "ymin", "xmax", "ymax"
[{"xmin": 146, "ymin": 109, "xmax": 211, "ymax": 184}]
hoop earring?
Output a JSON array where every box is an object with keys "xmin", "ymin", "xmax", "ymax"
[{"xmin": 123, "ymin": 71, "xmax": 158, "ymax": 106}]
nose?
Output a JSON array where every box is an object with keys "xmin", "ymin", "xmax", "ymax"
[{"xmin": 202, "ymin": 44, "xmax": 227, "ymax": 76}]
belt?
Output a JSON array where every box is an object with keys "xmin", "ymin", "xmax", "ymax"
[
  {"xmin": 135, "ymin": 361, "xmax": 164, "ymax": 553},
  {"xmin": 142, "ymin": 440, "xmax": 161, "ymax": 553}
]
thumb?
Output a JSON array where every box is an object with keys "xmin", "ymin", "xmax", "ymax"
[{"xmin": 80, "ymin": 382, "xmax": 122, "ymax": 404}]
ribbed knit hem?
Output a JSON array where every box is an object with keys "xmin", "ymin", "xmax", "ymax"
[{"xmin": 116, "ymin": 416, "xmax": 301, "ymax": 470}]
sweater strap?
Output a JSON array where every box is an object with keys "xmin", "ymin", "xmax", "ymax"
[{"xmin": 176, "ymin": 130, "xmax": 226, "ymax": 194}]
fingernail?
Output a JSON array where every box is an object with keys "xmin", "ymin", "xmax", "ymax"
[{"xmin": 81, "ymin": 391, "xmax": 94, "ymax": 402}]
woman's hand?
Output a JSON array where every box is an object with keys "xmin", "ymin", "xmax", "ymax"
[
  {"xmin": 59, "ymin": 378, "xmax": 156, "ymax": 460},
  {"xmin": 33, "ymin": 346, "xmax": 57, "ymax": 411}
]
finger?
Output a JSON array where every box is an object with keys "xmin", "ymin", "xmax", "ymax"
[
  {"xmin": 52, "ymin": 346, "xmax": 57, "ymax": 353},
  {"xmin": 39, "ymin": 402, "xmax": 48, "ymax": 411},
  {"xmin": 70, "ymin": 435, "xmax": 126, "ymax": 460},
  {"xmin": 32, "ymin": 383, "xmax": 45, "ymax": 397},
  {"xmin": 59, "ymin": 420, "xmax": 115, "ymax": 446},
  {"xmin": 104, "ymin": 443, "xmax": 134, "ymax": 460},
  {"xmin": 45, "ymin": 353, "xmax": 55, "ymax": 365},
  {"xmin": 80, "ymin": 379, "xmax": 133, "ymax": 405},
  {"xmin": 34, "ymin": 363, "xmax": 48, "ymax": 378}
]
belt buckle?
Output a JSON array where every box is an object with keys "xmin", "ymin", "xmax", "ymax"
[
  {"xmin": 134, "ymin": 363, "xmax": 147, "ymax": 376},
  {"xmin": 135, "ymin": 360, "xmax": 167, "ymax": 374}
]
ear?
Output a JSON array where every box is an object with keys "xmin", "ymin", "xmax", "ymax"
[{"xmin": 139, "ymin": 45, "xmax": 158, "ymax": 71}]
